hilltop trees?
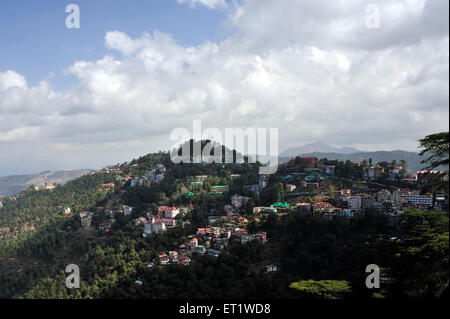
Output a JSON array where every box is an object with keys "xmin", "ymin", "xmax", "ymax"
[{"xmin": 418, "ymin": 132, "xmax": 449, "ymax": 209}]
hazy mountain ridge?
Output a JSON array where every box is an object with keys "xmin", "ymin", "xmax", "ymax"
[
  {"xmin": 280, "ymin": 142, "xmax": 363, "ymax": 156},
  {"xmin": 0, "ymin": 169, "xmax": 91, "ymax": 195}
]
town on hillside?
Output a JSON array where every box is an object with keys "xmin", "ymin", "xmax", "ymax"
[{"xmin": 65, "ymin": 153, "xmax": 448, "ymax": 276}]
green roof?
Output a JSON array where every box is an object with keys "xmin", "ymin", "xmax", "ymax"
[
  {"xmin": 212, "ymin": 185, "xmax": 228, "ymax": 188},
  {"xmin": 271, "ymin": 202, "xmax": 291, "ymax": 208}
]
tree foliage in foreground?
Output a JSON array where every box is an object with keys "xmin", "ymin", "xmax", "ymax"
[{"xmin": 289, "ymin": 280, "xmax": 351, "ymax": 299}]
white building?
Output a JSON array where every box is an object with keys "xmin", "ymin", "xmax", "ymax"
[
  {"xmin": 143, "ymin": 218, "xmax": 172, "ymax": 237},
  {"xmin": 151, "ymin": 221, "xmax": 167, "ymax": 233},
  {"xmin": 286, "ymin": 184, "xmax": 296, "ymax": 192},
  {"xmin": 163, "ymin": 207, "xmax": 180, "ymax": 218},
  {"xmin": 143, "ymin": 221, "xmax": 152, "ymax": 236},
  {"xmin": 123, "ymin": 205, "xmax": 133, "ymax": 216}
]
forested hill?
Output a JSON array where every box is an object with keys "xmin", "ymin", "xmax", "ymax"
[
  {"xmin": 0, "ymin": 143, "xmax": 447, "ymax": 299},
  {"xmin": 0, "ymin": 173, "xmax": 113, "ymax": 241},
  {"xmin": 0, "ymin": 169, "xmax": 91, "ymax": 196}
]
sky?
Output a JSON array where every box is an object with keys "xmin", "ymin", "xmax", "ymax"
[{"xmin": 0, "ymin": 0, "xmax": 448, "ymax": 176}]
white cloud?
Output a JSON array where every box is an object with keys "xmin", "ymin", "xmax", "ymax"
[
  {"xmin": 0, "ymin": 70, "xmax": 27, "ymax": 90},
  {"xmin": 0, "ymin": 0, "xmax": 448, "ymax": 174}
]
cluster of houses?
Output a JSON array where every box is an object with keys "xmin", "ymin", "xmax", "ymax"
[
  {"xmin": 172, "ymin": 226, "xmax": 267, "ymax": 261},
  {"xmin": 142, "ymin": 194, "xmax": 268, "ymax": 267},
  {"xmin": 337, "ymin": 188, "xmax": 447, "ymax": 213},
  {"xmin": 243, "ymin": 174, "xmax": 269, "ymax": 194},
  {"xmin": 89, "ymin": 164, "xmax": 122, "ymax": 175},
  {"xmin": 147, "ymin": 222, "xmax": 271, "ymax": 273},
  {"xmin": 130, "ymin": 164, "xmax": 166, "ymax": 187},
  {"xmin": 101, "ymin": 182, "xmax": 115, "ymax": 191},
  {"xmin": 222, "ymin": 194, "xmax": 250, "ymax": 215},
  {"xmin": 361, "ymin": 165, "xmax": 448, "ymax": 184},
  {"xmin": 289, "ymin": 187, "xmax": 447, "ymax": 222},
  {"xmin": 362, "ymin": 164, "xmax": 419, "ymax": 182},
  {"xmin": 78, "ymin": 204, "xmax": 133, "ymax": 231},
  {"xmin": 282, "ymin": 172, "xmax": 325, "ymax": 191},
  {"xmin": 187, "ymin": 175, "xmax": 231, "ymax": 196},
  {"xmin": 141, "ymin": 206, "xmax": 189, "ymax": 237},
  {"xmin": 33, "ymin": 183, "xmax": 56, "ymax": 191},
  {"xmin": 157, "ymin": 251, "xmax": 192, "ymax": 266}
]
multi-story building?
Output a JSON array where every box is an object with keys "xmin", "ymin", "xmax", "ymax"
[
  {"xmin": 79, "ymin": 211, "xmax": 93, "ymax": 228},
  {"xmin": 311, "ymin": 202, "xmax": 334, "ymax": 214},
  {"xmin": 123, "ymin": 205, "xmax": 133, "ymax": 216},
  {"xmin": 143, "ymin": 221, "xmax": 152, "ymax": 235},
  {"xmin": 408, "ymin": 191, "xmax": 433, "ymax": 208},
  {"xmin": 297, "ymin": 203, "xmax": 312, "ymax": 214},
  {"xmin": 151, "ymin": 220, "xmax": 167, "ymax": 233},
  {"xmin": 434, "ymin": 196, "xmax": 447, "ymax": 211},
  {"xmin": 361, "ymin": 196, "xmax": 375, "ymax": 210},
  {"xmin": 376, "ymin": 189, "xmax": 391, "ymax": 202},
  {"xmin": 392, "ymin": 189, "xmax": 410, "ymax": 204},
  {"xmin": 190, "ymin": 238, "xmax": 198, "ymax": 252},
  {"xmin": 348, "ymin": 196, "xmax": 361, "ymax": 211},
  {"xmin": 143, "ymin": 216, "xmax": 175, "ymax": 236},
  {"xmin": 159, "ymin": 206, "xmax": 180, "ymax": 218}
]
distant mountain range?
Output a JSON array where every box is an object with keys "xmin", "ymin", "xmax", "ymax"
[
  {"xmin": 0, "ymin": 169, "xmax": 91, "ymax": 196},
  {"xmin": 280, "ymin": 142, "xmax": 363, "ymax": 156}
]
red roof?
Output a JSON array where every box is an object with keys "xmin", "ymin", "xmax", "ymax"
[{"xmin": 312, "ymin": 202, "xmax": 332, "ymax": 207}]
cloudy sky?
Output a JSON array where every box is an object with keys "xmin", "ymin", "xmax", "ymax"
[{"xmin": 0, "ymin": 0, "xmax": 448, "ymax": 176}]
